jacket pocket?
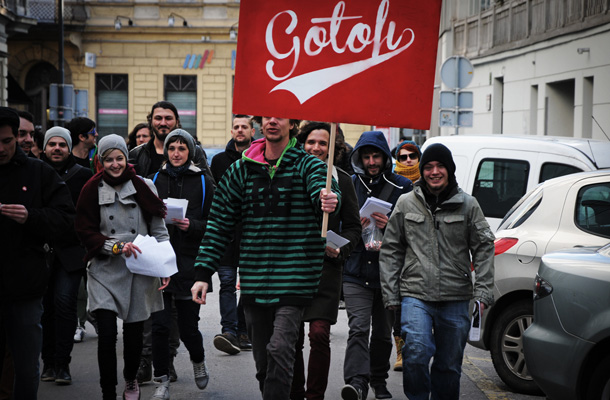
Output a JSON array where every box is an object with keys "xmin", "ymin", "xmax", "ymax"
[{"xmin": 405, "ymin": 213, "xmax": 425, "ymax": 224}]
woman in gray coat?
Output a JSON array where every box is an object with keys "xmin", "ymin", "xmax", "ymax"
[{"xmin": 76, "ymin": 134, "xmax": 171, "ymax": 400}]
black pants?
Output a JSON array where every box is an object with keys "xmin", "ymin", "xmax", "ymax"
[
  {"xmin": 151, "ymin": 292, "xmax": 204, "ymax": 378},
  {"xmin": 95, "ymin": 309, "xmax": 143, "ymax": 400}
]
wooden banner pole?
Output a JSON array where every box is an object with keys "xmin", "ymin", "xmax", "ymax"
[{"xmin": 321, "ymin": 122, "xmax": 337, "ymax": 237}]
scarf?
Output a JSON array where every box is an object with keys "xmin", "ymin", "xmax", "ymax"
[
  {"xmin": 394, "ymin": 161, "xmax": 421, "ymax": 183},
  {"xmin": 165, "ymin": 162, "xmax": 190, "ymax": 179},
  {"xmin": 75, "ymin": 164, "xmax": 167, "ymax": 261}
]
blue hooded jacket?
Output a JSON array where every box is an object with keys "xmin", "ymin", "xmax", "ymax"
[{"xmin": 344, "ymin": 131, "xmax": 413, "ymax": 289}]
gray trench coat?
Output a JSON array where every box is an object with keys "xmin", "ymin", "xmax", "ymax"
[{"xmin": 87, "ymin": 178, "xmax": 169, "ymax": 323}]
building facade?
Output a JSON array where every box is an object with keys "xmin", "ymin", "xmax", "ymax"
[{"xmin": 437, "ymin": 0, "xmax": 610, "ymax": 140}]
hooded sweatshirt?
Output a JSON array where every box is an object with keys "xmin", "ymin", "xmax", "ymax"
[
  {"xmin": 194, "ymin": 137, "xmax": 342, "ymax": 306},
  {"xmin": 344, "ymin": 131, "xmax": 413, "ymax": 289}
]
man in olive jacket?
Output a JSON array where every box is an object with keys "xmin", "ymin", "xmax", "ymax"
[
  {"xmin": 379, "ymin": 143, "xmax": 495, "ymax": 400},
  {"xmin": 0, "ymin": 107, "xmax": 75, "ymax": 399}
]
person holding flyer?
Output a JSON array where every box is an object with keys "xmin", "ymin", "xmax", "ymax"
[
  {"xmin": 149, "ymin": 129, "xmax": 215, "ymax": 398},
  {"xmin": 379, "ymin": 143, "xmax": 495, "ymax": 400},
  {"xmin": 75, "ymin": 134, "xmax": 171, "ymax": 400}
]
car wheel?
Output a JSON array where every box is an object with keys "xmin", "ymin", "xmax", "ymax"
[
  {"xmin": 587, "ymin": 354, "xmax": 610, "ymax": 400},
  {"xmin": 489, "ymin": 299, "xmax": 543, "ymax": 395}
]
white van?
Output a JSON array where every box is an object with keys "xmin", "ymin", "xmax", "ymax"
[{"xmin": 420, "ymin": 135, "xmax": 610, "ymax": 231}]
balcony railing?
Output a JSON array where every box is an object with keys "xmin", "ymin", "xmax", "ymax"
[
  {"xmin": 28, "ymin": 0, "xmax": 87, "ymax": 23},
  {"xmin": 454, "ymin": 0, "xmax": 610, "ymax": 58}
]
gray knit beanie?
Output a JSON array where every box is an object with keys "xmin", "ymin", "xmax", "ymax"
[
  {"xmin": 44, "ymin": 127, "xmax": 73, "ymax": 152},
  {"xmin": 163, "ymin": 129, "xmax": 196, "ymax": 163},
  {"xmin": 98, "ymin": 134, "xmax": 129, "ymax": 161}
]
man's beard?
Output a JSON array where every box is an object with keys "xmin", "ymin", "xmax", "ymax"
[
  {"xmin": 234, "ymin": 137, "xmax": 251, "ymax": 147},
  {"xmin": 154, "ymin": 128, "xmax": 170, "ymax": 142}
]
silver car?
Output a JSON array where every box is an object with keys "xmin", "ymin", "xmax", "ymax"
[
  {"xmin": 523, "ymin": 245, "xmax": 610, "ymax": 400},
  {"xmin": 468, "ymin": 170, "xmax": 610, "ymax": 394}
]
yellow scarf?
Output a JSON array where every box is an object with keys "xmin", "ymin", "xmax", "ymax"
[{"xmin": 395, "ymin": 162, "xmax": 420, "ymax": 182}]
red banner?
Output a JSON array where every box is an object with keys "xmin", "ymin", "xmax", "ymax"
[{"xmin": 233, "ymin": 0, "xmax": 442, "ymax": 129}]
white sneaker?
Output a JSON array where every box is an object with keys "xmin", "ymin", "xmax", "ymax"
[{"xmin": 73, "ymin": 326, "xmax": 85, "ymax": 343}]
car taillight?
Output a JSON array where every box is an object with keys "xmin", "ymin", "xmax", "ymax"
[
  {"xmin": 533, "ymin": 274, "xmax": 553, "ymax": 300},
  {"xmin": 494, "ymin": 237, "xmax": 518, "ymax": 256}
]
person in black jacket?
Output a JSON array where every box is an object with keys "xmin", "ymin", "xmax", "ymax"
[
  {"xmin": 0, "ymin": 107, "xmax": 74, "ymax": 399},
  {"xmin": 129, "ymin": 101, "xmax": 212, "ymax": 182},
  {"xmin": 209, "ymin": 114, "xmax": 254, "ymax": 354},
  {"xmin": 149, "ymin": 129, "xmax": 215, "ymax": 397},
  {"xmin": 39, "ymin": 127, "xmax": 93, "ymax": 386}
]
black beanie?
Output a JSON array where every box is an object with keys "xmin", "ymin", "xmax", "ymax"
[{"xmin": 419, "ymin": 143, "xmax": 456, "ymax": 177}]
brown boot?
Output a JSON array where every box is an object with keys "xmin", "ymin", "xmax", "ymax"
[{"xmin": 393, "ymin": 336, "xmax": 404, "ymax": 371}]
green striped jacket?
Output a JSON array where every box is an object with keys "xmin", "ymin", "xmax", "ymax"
[{"xmin": 194, "ymin": 137, "xmax": 341, "ymax": 306}]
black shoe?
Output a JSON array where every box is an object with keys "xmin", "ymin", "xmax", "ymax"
[
  {"xmin": 136, "ymin": 356, "xmax": 152, "ymax": 384},
  {"xmin": 55, "ymin": 366, "xmax": 72, "ymax": 385},
  {"xmin": 371, "ymin": 384, "xmax": 392, "ymax": 399},
  {"xmin": 341, "ymin": 384, "xmax": 365, "ymax": 400},
  {"xmin": 213, "ymin": 332, "xmax": 240, "ymax": 355},
  {"xmin": 238, "ymin": 333, "xmax": 252, "ymax": 351},
  {"xmin": 41, "ymin": 365, "xmax": 56, "ymax": 382},
  {"xmin": 169, "ymin": 356, "xmax": 178, "ymax": 382}
]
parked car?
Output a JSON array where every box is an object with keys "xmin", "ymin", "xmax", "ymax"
[
  {"xmin": 523, "ymin": 244, "xmax": 610, "ymax": 400},
  {"xmin": 469, "ymin": 170, "xmax": 610, "ymax": 394},
  {"xmin": 421, "ymin": 135, "xmax": 610, "ymax": 231}
]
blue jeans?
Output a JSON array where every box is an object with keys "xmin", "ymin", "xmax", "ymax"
[
  {"xmin": 0, "ymin": 297, "xmax": 44, "ymax": 400},
  {"xmin": 217, "ymin": 265, "xmax": 247, "ymax": 336},
  {"xmin": 401, "ymin": 297, "xmax": 470, "ymax": 400},
  {"xmin": 41, "ymin": 262, "xmax": 83, "ymax": 366}
]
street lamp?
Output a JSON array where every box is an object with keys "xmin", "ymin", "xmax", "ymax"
[
  {"xmin": 229, "ymin": 22, "xmax": 238, "ymax": 40},
  {"xmin": 114, "ymin": 16, "xmax": 133, "ymax": 30},
  {"xmin": 168, "ymin": 13, "xmax": 188, "ymax": 27}
]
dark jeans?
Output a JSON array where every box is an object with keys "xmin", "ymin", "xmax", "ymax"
[
  {"xmin": 95, "ymin": 309, "xmax": 143, "ymax": 400},
  {"xmin": 0, "ymin": 297, "xmax": 44, "ymax": 400},
  {"xmin": 217, "ymin": 265, "xmax": 247, "ymax": 336},
  {"xmin": 401, "ymin": 297, "xmax": 470, "ymax": 400},
  {"xmin": 151, "ymin": 292, "xmax": 204, "ymax": 378},
  {"xmin": 244, "ymin": 304, "xmax": 304, "ymax": 400},
  {"xmin": 342, "ymin": 282, "xmax": 394, "ymax": 388},
  {"xmin": 141, "ymin": 300, "xmax": 180, "ymax": 358},
  {"xmin": 291, "ymin": 319, "xmax": 332, "ymax": 400},
  {"xmin": 41, "ymin": 262, "xmax": 83, "ymax": 366}
]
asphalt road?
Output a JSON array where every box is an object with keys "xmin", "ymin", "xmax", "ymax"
[{"xmin": 38, "ymin": 274, "xmax": 546, "ymax": 400}]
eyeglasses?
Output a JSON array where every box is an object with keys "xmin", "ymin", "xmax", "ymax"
[
  {"xmin": 87, "ymin": 128, "xmax": 97, "ymax": 136},
  {"xmin": 398, "ymin": 153, "xmax": 418, "ymax": 162}
]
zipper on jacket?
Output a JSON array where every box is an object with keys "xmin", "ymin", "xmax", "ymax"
[{"xmin": 432, "ymin": 212, "xmax": 439, "ymax": 230}]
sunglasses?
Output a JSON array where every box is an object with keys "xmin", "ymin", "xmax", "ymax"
[
  {"xmin": 398, "ymin": 153, "xmax": 418, "ymax": 162},
  {"xmin": 87, "ymin": 128, "xmax": 97, "ymax": 136}
]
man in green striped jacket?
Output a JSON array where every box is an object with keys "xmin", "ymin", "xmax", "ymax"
[{"xmin": 191, "ymin": 117, "xmax": 341, "ymax": 399}]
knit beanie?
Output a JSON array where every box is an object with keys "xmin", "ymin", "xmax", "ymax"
[
  {"xmin": 98, "ymin": 134, "xmax": 129, "ymax": 160},
  {"xmin": 44, "ymin": 127, "xmax": 73, "ymax": 152},
  {"xmin": 419, "ymin": 143, "xmax": 456, "ymax": 177},
  {"xmin": 395, "ymin": 140, "xmax": 421, "ymax": 159},
  {"xmin": 163, "ymin": 129, "xmax": 196, "ymax": 163}
]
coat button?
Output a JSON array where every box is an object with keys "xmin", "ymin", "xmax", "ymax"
[
  {"xmin": 131, "ymin": 229, "xmax": 136, "ymax": 234},
  {"xmin": 98, "ymin": 182, "xmax": 103, "ymax": 187},
  {"xmin": 111, "ymin": 229, "xmax": 116, "ymax": 234},
  {"xmin": 109, "ymin": 216, "xmax": 114, "ymax": 220},
  {"xmin": 132, "ymin": 204, "xmax": 137, "ymax": 208}
]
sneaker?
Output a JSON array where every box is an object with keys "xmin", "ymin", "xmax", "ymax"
[
  {"xmin": 55, "ymin": 365, "xmax": 72, "ymax": 385},
  {"xmin": 122, "ymin": 379, "xmax": 140, "ymax": 400},
  {"xmin": 341, "ymin": 384, "xmax": 364, "ymax": 400},
  {"xmin": 338, "ymin": 300, "xmax": 346, "ymax": 309},
  {"xmin": 136, "ymin": 356, "xmax": 152, "ymax": 384},
  {"xmin": 213, "ymin": 332, "xmax": 240, "ymax": 355},
  {"xmin": 168, "ymin": 356, "xmax": 178, "ymax": 382},
  {"xmin": 371, "ymin": 384, "xmax": 393, "ymax": 399},
  {"xmin": 151, "ymin": 375, "xmax": 170, "ymax": 399},
  {"xmin": 238, "ymin": 334, "xmax": 252, "ymax": 351},
  {"xmin": 41, "ymin": 365, "xmax": 56, "ymax": 382},
  {"xmin": 192, "ymin": 360, "xmax": 209, "ymax": 390},
  {"xmin": 73, "ymin": 326, "xmax": 85, "ymax": 343}
]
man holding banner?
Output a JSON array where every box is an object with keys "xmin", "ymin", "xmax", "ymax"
[{"xmin": 191, "ymin": 116, "xmax": 340, "ymax": 399}]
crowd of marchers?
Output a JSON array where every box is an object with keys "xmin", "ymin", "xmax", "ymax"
[{"xmin": 0, "ymin": 103, "xmax": 494, "ymax": 400}]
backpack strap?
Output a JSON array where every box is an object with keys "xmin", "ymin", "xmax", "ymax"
[
  {"xmin": 200, "ymin": 174, "xmax": 206, "ymax": 216},
  {"xmin": 152, "ymin": 172, "xmax": 159, "ymax": 183}
]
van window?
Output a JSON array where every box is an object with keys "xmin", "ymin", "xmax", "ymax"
[
  {"xmin": 473, "ymin": 159, "xmax": 529, "ymax": 219},
  {"xmin": 540, "ymin": 163, "xmax": 583, "ymax": 183},
  {"xmin": 575, "ymin": 183, "xmax": 610, "ymax": 238}
]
